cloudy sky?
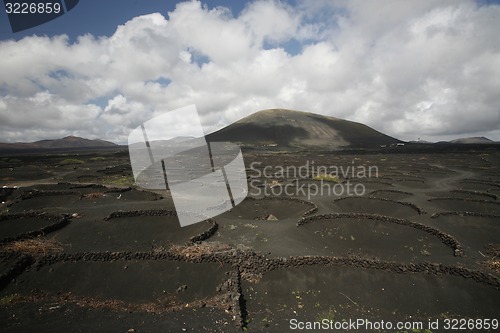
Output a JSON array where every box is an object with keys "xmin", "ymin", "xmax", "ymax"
[{"xmin": 1, "ymin": 0, "xmax": 499, "ymax": 144}]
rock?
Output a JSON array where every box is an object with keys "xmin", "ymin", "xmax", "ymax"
[{"xmin": 266, "ymin": 214, "xmax": 278, "ymax": 221}]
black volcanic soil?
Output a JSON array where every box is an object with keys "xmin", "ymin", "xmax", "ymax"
[
  {"xmin": 0, "ymin": 147, "xmax": 499, "ymax": 332},
  {"xmin": 243, "ymin": 266, "xmax": 499, "ymax": 332}
]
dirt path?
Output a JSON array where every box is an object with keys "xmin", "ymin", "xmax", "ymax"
[{"xmin": 428, "ymin": 165, "xmax": 475, "ymax": 192}]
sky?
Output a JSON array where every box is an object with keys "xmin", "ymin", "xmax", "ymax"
[{"xmin": 0, "ymin": 0, "xmax": 499, "ymax": 144}]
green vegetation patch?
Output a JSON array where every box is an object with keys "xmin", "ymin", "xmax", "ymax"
[
  {"xmin": 0, "ymin": 293, "xmax": 22, "ymax": 305},
  {"xmin": 60, "ymin": 158, "xmax": 85, "ymax": 165},
  {"xmin": 102, "ymin": 174, "xmax": 135, "ymax": 187}
]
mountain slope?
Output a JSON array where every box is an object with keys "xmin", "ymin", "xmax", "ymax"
[{"xmin": 207, "ymin": 109, "xmax": 400, "ymax": 148}]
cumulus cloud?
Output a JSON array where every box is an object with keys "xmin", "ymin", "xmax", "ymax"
[{"xmin": 0, "ymin": 0, "xmax": 499, "ymax": 143}]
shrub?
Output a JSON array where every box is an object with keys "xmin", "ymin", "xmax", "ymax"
[
  {"xmin": 313, "ymin": 173, "xmax": 340, "ymax": 183},
  {"xmin": 103, "ymin": 175, "xmax": 135, "ymax": 186},
  {"xmin": 61, "ymin": 158, "xmax": 84, "ymax": 165},
  {"xmin": 1, "ymin": 238, "xmax": 64, "ymax": 257}
]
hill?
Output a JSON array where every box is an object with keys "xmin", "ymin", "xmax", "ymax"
[
  {"xmin": 0, "ymin": 136, "xmax": 117, "ymax": 149},
  {"xmin": 206, "ymin": 109, "xmax": 400, "ymax": 149},
  {"xmin": 449, "ymin": 137, "xmax": 494, "ymax": 144}
]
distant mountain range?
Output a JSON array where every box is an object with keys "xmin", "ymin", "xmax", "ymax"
[
  {"xmin": 207, "ymin": 109, "xmax": 400, "ymax": 148},
  {"xmin": 0, "ymin": 136, "xmax": 117, "ymax": 149},
  {"xmin": 1, "ymin": 110, "xmax": 497, "ymax": 150}
]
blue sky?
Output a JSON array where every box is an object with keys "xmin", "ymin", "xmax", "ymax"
[{"xmin": 0, "ymin": 0, "xmax": 499, "ymax": 143}]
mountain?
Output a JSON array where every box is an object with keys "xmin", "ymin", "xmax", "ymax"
[
  {"xmin": 206, "ymin": 109, "xmax": 401, "ymax": 149},
  {"xmin": 449, "ymin": 137, "xmax": 494, "ymax": 144},
  {"xmin": 409, "ymin": 139, "xmax": 433, "ymax": 144},
  {"xmin": 0, "ymin": 136, "xmax": 118, "ymax": 149}
]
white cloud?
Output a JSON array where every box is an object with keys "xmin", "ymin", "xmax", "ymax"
[
  {"xmin": 0, "ymin": 0, "xmax": 499, "ymax": 143},
  {"xmin": 168, "ymin": 1, "xmax": 255, "ymax": 63},
  {"xmin": 240, "ymin": 0, "xmax": 301, "ymax": 44}
]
